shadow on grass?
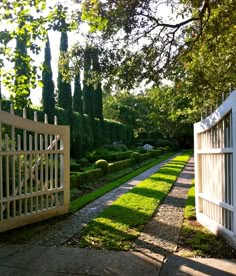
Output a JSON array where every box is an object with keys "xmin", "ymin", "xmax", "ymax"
[
  {"xmin": 78, "ymin": 218, "xmax": 139, "ymax": 250},
  {"xmin": 74, "ymin": 214, "xmax": 183, "ymax": 252},
  {"xmin": 179, "ymin": 220, "xmax": 236, "ymax": 258}
]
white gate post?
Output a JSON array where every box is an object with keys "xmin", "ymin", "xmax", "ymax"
[{"xmin": 232, "ymin": 101, "xmax": 236, "ymax": 238}]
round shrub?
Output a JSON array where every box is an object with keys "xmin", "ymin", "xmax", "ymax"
[
  {"xmin": 130, "ymin": 152, "xmax": 141, "ymax": 163},
  {"xmin": 95, "ymin": 159, "xmax": 109, "ymax": 174}
]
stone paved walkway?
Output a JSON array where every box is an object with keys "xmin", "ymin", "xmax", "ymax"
[
  {"xmin": 29, "ymin": 153, "xmax": 180, "ymax": 246},
  {"xmin": 134, "ymin": 157, "xmax": 194, "ymax": 258}
]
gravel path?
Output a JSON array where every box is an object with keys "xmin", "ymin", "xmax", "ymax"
[
  {"xmin": 28, "ymin": 153, "xmax": 180, "ymax": 246},
  {"xmin": 133, "ymin": 157, "xmax": 194, "ymax": 257}
]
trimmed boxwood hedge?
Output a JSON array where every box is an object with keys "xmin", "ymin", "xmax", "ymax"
[
  {"xmin": 70, "ymin": 168, "xmax": 103, "ymax": 188},
  {"xmin": 140, "ymin": 152, "xmax": 152, "ymax": 162},
  {"xmin": 106, "ymin": 151, "xmax": 133, "ymax": 162},
  {"xmin": 108, "ymin": 158, "xmax": 133, "ymax": 173}
]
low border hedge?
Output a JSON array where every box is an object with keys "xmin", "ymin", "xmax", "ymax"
[
  {"xmin": 108, "ymin": 158, "xmax": 133, "ymax": 173},
  {"xmin": 70, "ymin": 168, "xmax": 103, "ymax": 188}
]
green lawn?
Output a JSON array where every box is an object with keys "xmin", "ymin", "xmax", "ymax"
[
  {"xmin": 70, "ymin": 152, "xmax": 176, "ymax": 213},
  {"xmin": 76, "ymin": 151, "xmax": 192, "ymax": 250}
]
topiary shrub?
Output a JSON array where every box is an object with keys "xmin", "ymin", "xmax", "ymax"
[
  {"xmin": 95, "ymin": 159, "xmax": 109, "ymax": 174},
  {"xmin": 130, "ymin": 152, "xmax": 141, "ymax": 163}
]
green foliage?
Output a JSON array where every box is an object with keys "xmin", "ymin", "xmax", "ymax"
[
  {"xmin": 105, "ymin": 144, "xmax": 128, "ymax": 152},
  {"xmin": 92, "ymin": 47, "xmax": 103, "ymax": 120},
  {"xmin": 108, "ymin": 159, "xmax": 133, "ymax": 173},
  {"xmin": 107, "ymin": 151, "xmax": 133, "ymax": 162},
  {"xmin": 78, "ymin": 158, "xmax": 89, "ymax": 166},
  {"xmin": 83, "ymin": 46, "xmax": 94, "ymax": 117},
  {"xmin": 150, "ymin": 149, "xmax": 162, "ymax": 157},
  {"xmin": 42, "ymin": 35, "xmax": 55, "ymax": 122},
  {"xmin": 130, "ymin": 152, "xmax": 141, "ymax": 163},
  {"xmin": 73, "ymin": 73, "xmax": 83, "ymax": 114},
  {"xmin": 70, "ymin": 168, "xmax": 103, "ymax": 188},
  {"xmin": 88, "ymin": 147, "xmax": 132, "ymax": 163},
  {"xmin": 140, "ymin": 152, "xmax": 152, "ymax": 162},
  {"xmin": 168, "ymin": 1, "xmax": 236, "ymax": 121},
  {"xmin": 14, "ymin": 26, "xmax": 31, "ymax": 107},
  {"xmin": 70, "ymin": 163, "xmax": 81, "ymax": 172},
  {"xmin": 80, "ymin": 0, "xmax": 214, "ymax": 90},
  {"xmin": 95, "ymin": 159, "xmax": 108, "ymax": 174},
  {"xmin": 0, "ymin": 1, "xmax": 77, "ymax": 108},
  {"xmin": 184, "ymin": 181, "xmax": 196, "ymax": 220},
  {"xmin": 57, "ymin": 31, "xmax": 72, "ymax": 112},
  {"xmin": 103, "ymin": 90, "xmax": 192, "ymax": 147}
]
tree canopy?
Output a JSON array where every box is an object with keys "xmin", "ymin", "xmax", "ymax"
[
  {"xmin": 79, "ymin": 0, "xmax": 236, "ymax": 121},
  {"xmin": 0, "ymin": 0, "xmax": 78, "ymax": 107},
  {"xmin": 80, "ymin": 0, "xmax": 213, "ymax": 88}
]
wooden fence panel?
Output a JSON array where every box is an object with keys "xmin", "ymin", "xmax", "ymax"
[{"xmin": 0, "ymin": 104, "xmax": 70, "ymax": 232}]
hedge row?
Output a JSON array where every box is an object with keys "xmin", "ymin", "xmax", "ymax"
[
  {"xmin": 89, "ymin": 150, "xmax": 134, "ymax": 163},
  {"xmin": 140, "ymin": 152, "xmax": 153, "ymax": 162},
  {"xmin": 108, "ymin": 158, "xmax": 133, "ymax": 173},
  {"xmin": 1, "ymin": 101, "xmax": 133, "ymax": 160},
  {"xmin": 70, "ymin": 168, "xmax": 103, "ymax": 188}
]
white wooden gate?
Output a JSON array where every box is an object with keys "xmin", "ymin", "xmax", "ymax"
[
  {"xmin": 0, "ymin": 104, "xmax": 70, "ymax": 232},
  {"xmin": 194, "ymin": 91, "xmax": 236, "ymax": 249}
]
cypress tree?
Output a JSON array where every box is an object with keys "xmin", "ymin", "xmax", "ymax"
[
  {"xmin": 14, "ymin": 21, "xmax": 31, "ymax": 107},
  {"xmin": 73, "ymin": 72, "xmax": 83, "ymax": 114},
  {"xmin": 92, "ymin": 47, "xmax": 103, "ymax": 120},
  {"xmin": 83, "ymin": 46, "xmax": 94, "ymax": 118},
  {"xmin": 42, "ymin": 35, "xmax": 55, "ymax": 121},
  {"xmin": 57, "ymin": 31, "xmax": 72, "ymax": 111}
]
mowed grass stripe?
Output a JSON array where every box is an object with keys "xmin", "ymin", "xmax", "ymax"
[
  {"xmin": 70, "ymin": 152, "xmax": 176, "ymax": 213},
  {"xmin": 78, "ymin": 151, "xmax": 192, "ymax": 250}
]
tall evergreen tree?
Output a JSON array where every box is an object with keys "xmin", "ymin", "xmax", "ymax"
[
  {"xmin": 83, "ymin": 46, "xmax": 94, "ymax": 118},
  {"xmin": 14, "ymin": 20, "xmax": 31, "ymax": 107},
  {"xmin": 42, "ymin": 35, "xmax": 55, "ymax": 120},
  {"xmin": 57, "ymin": 31, "xmax": 72, "ymax": 111},
  {"xmin": 92, "ymin": 47, "xmax": 103, "ymax": 120},
  {"xmin": 73, "ymin": 72, "xmax": 83, "ymax": 114}
]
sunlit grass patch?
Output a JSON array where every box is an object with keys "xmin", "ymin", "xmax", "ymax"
[
  {"xmin": 184, "ymin": 180, "xmax": 196, "ymax": 220},
  {"xmin": 77, "ymin": 151, "xmax": 192, "ymax": 250}
]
